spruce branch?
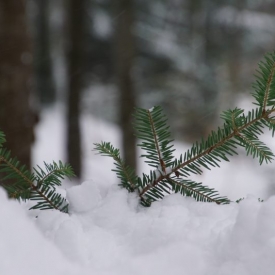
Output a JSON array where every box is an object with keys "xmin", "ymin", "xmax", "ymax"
[
  {"xmin": 235, "ymin": 134, "xmax": 273, "ymax": 164},
  {"xmin": 0, "ymin": 148, "xmax": 35, "ymax": 199},
  {"xmin": 0, "ymin": 130, "xmax": 5, "ymax": 147},
  {"xmin": 134, "ymin": 106, "xmax": 175, "ymax": 172},
  {"xmin": 29, "ymin": 161, "xmax": 74, "ymax": 212},
  {"xmin": 171, "ymin": 108, "xmax": 275, "ymax": 178},
  {"xmin": 94, "ymin": 51, "xmax": 275, "ymax": 206},
  {"xmin": 34, "ymin": 161, "xmax": 75, "ymax": 189},
  {"xmin": 29, "ymin": 185, "xmax": 69, "ymax": 212},
  {"xmin": 0, "ymin": 148, "xmax": 72, "ymax": 213},
  {"xmin": 168, "ymin": 178, "xmax": 230, "ymax": 204},
  {"xmin": 94, "ymin": 142, "xmax": 138, "ymax": 192},
  {"xmin": 252, "ymin": 52, "xmax": 275, "ymax": 110}
]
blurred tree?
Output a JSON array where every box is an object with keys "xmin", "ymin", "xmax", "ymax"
[
  {"xmin": 86, "ymin": 0, "xmax": 113, "ymax": 82},
  {"xmin": 66, "ymin": 0, "xmax": 86, "ymax": 179},
  {"xmin": 70, "ymin": 0, "xmax": 274, "ymax": 148},
  {"xmin": 221, "ymin": 0, "xmax": 245, "ymax": 110},
  {"xmin": 33, "ymin": 0, "xmax": 56, "ymax": 105},
  {"xmin": 114, "ymin": 0, "xmax": 137, "ymax": 172},
  {"xmin": 0, "ymin": 0, "xmax": 36, "ymax": 171},
  {"xmin": 199, "ymin": 0, "xmax": 220, "ymax": 135}
]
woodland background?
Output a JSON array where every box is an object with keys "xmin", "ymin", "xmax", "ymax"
[{"xmin": 0, "ymin": 0, "xmax": 274, "ymax": 181}]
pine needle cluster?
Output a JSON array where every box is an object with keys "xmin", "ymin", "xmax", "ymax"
[
  {"xmin": 95, "ymin": 51, "xmax": 275, "ymax": 206},
  {"xmin": 0, "ymin": 132, "xmax": 74, "ymax": 213}
]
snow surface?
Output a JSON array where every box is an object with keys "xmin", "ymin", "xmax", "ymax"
[{"xmin": 2, "ymin": 104, "xmax": 275, "ymax": 274}]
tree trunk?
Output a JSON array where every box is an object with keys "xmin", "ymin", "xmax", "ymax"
[
  {"xmin": 0, "ymin": 0, "xmax": 35, "ymax": 170},
  {"xmin": 66, "ymin": 0, "xmax": 85, "ymax": 178},
  {"xmin": 34, "ymin": 0, "xmax": 56, "ymax": 105},
  {"xmin": 181, "ymin": 0, "xmax": 219, "ymax": 142},
  {"xmin": 114, "ymin": 0, "xmax": 137, "ymax": 171}
]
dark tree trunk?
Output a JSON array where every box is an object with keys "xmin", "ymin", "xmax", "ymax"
[
  {"xmin": 66, "ymin": 0, "xmax": 85, "ymax": 178},
  {"xmin": 0, "ymin": 0, "xmax": 35, "ymax": 170},
  {"xmin": 225, "ymin": 0, "xmax": 245, "ymax": 104},
  {"xmin": 114, "ymin": 0, "xmax": 137, "ymax": 171},
  {"xmin": 34, "ymin": 0, "xmax": 56, "ymax": 105}
]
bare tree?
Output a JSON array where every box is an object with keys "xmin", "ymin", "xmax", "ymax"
[
  {"xmin": 114, "ymin": 0, "xmax": 137, "ymax": 171},
  {"xmin": 0, "ymin": 0, "xmax": 36, "ymax": 170},
  {"xmin": 66, "ymin": 0, "xmax": 85, "ymax": 178},
  {"xmin": 34, "ymin": 0, "xmax": 56, "ymax": 105}
]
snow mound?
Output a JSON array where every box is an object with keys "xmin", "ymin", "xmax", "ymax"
[
  {"xmin": 0, "ymin": 188, "xmax": 80, "ymax": 275},
  {"xmin": 67, "ymin": 180, "xmax": 101, "ymax": 212},
  {"xmin": 1, "ymin": 181, "xmax": 274, "ymax": 275}
]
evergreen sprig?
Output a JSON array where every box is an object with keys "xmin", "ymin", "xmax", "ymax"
[
  {"xmin": 134, "ymin": 106, "xmax": 175, "ymax": 171},
  {"xmin": 94, "ymin": 142, "xmax": 137, "ymax": 192},
  {"xmin": 0, "ymin": 130, "xmax": 5, "ymax": 147},
  {"xmin": 95, "ymin": 51, "xmax": 275, "ymax": 206},
  {"xmin": 0, "ymin": 142, "xmax": 73, "ymax": 213}
]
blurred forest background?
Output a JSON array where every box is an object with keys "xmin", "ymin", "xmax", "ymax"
[{"xmin": 0, "ymin": 0, "xmax": 275, "ymax": 181}]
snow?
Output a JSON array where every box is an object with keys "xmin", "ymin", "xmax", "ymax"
[
  {"xmin": 2, "ymin": 104, "xmax": 275, "ymax": 274},
  {"xmin": 66, "ymin": 180, "xmax": 101, "ymax": 213},
  {"xmin": 0, "ymin": 189, "xmax": 80, "ymax": 275}
]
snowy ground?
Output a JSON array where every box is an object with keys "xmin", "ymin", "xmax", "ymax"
[{"xmin": 1, "ymin": 103, "xmax": 275, "ymax": 275}]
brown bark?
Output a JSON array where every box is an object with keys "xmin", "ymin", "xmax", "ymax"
[
  {"xmin": 0, "ymin": 0, "xmax": 35, "ymax": 170},
  {"xmin": 114, "ymin": 0, "xmax": 137, "ymax": 171},
  {"xmin": 66, "ymin": 0, "xmax": 85, "ymax": 178},
  {"xmin": 34, "ymin": 0, "xmax": 56, "ymax": 105}
]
